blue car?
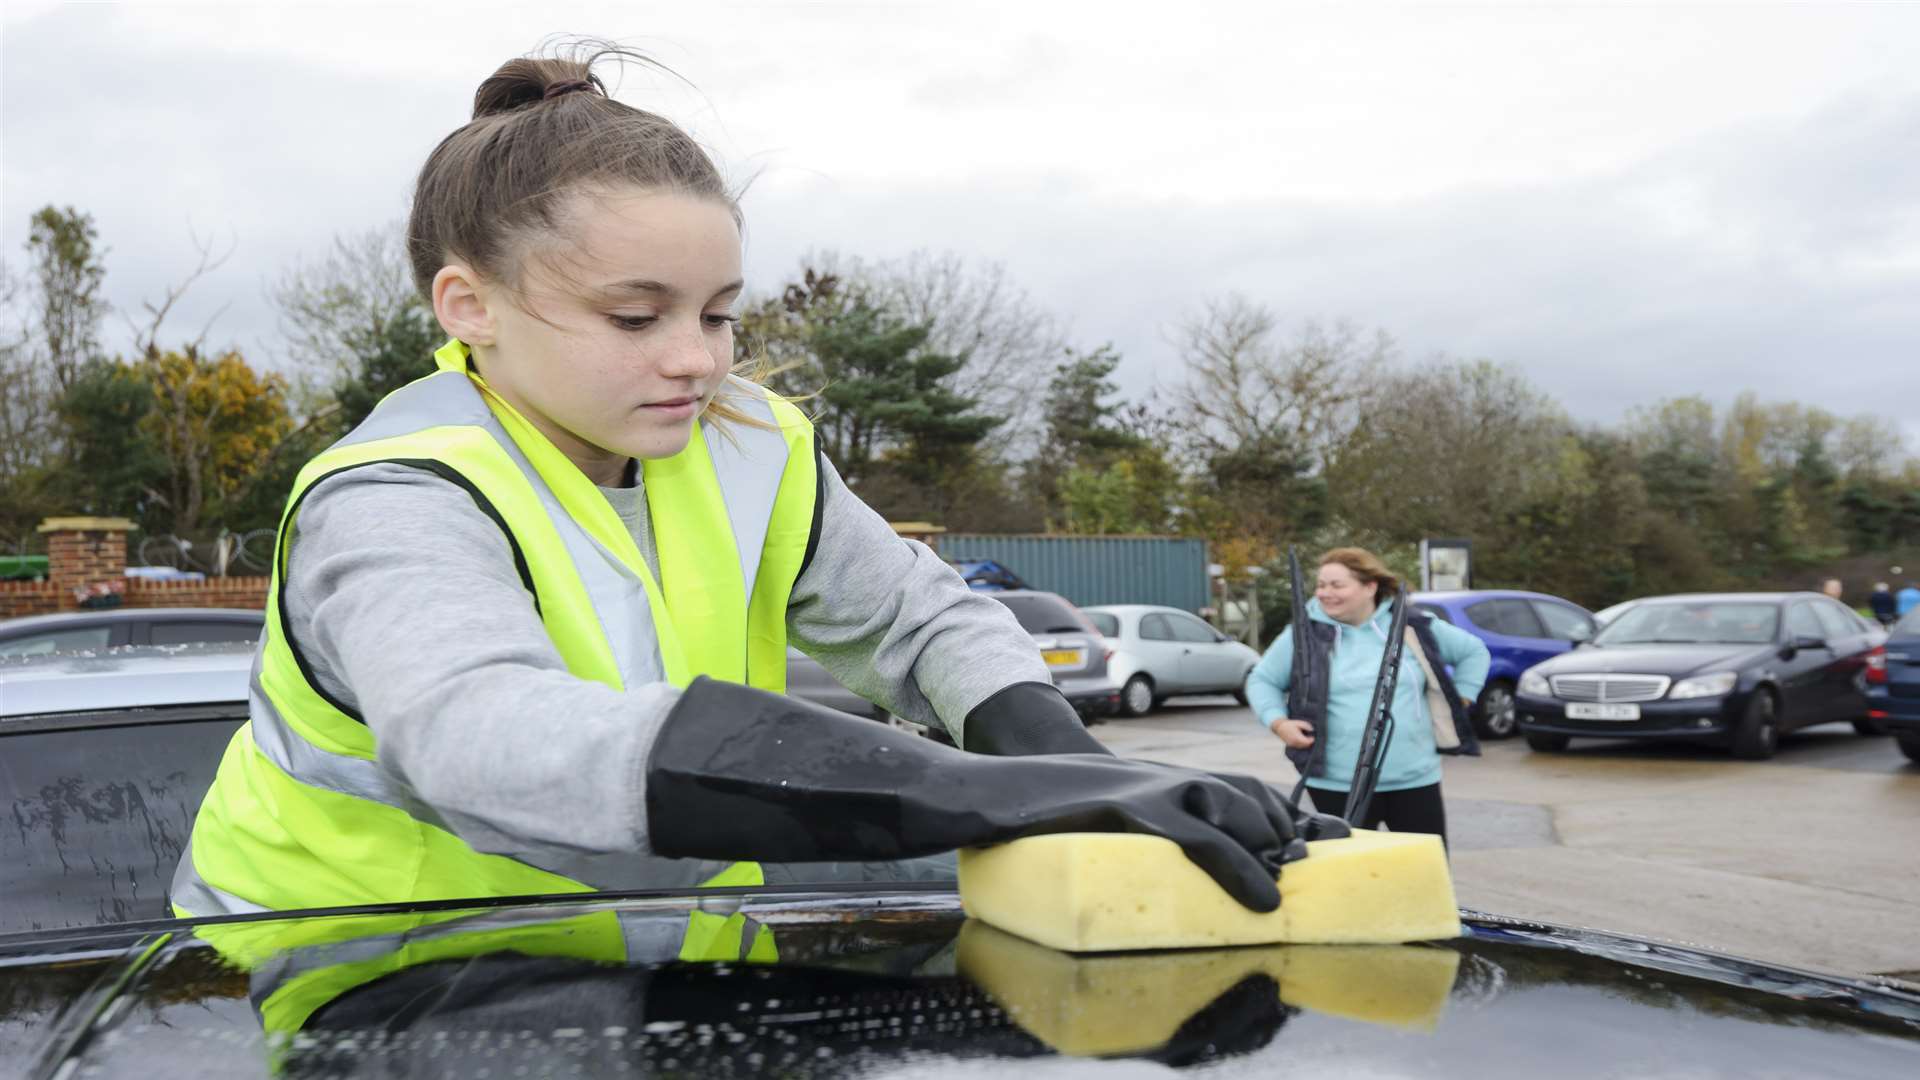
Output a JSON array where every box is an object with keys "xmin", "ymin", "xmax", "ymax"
[
  {"xmin": 1866, "ymin": 607, "xmax": 1920, "ymax": 766},
  {"xmin": 1409, "ymin": 589, "xmax": 1599, "ymax": 739}
]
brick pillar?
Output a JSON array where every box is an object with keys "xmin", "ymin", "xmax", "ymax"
[{"xmin": 38, "ymin": 516, "xmax": 135, "ymax": 611}]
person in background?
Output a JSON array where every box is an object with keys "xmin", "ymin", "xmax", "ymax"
[
  {"xmin": 1870, "ymin": 582, "xmax": 1898, "ymax": 627},
  {"xmin": 1244, "ymin": 547, "xmax": 1491, "ymax": 845},
  {"xmin": 1822, "ymin": 578, "xmax": 1845, "ymax": 602},
  {"xmin": 1899, "ymin": 582, "xmax": 1920, "ymax": 618}
]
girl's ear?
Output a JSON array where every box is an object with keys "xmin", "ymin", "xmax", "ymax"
[{"xmin": 432, "ymin": 264, "xmax": 496, "ymax": 346}]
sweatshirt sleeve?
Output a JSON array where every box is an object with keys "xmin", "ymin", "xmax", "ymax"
[
  {"xmin": 784, "ymin": 453, "xmax": 1051, "ymax": 745},
  {"xmin": 1431, "ymin": 619, "xmax": 1491, "ymax": 703},
  {"xmin": 1245, "ymin": 627, "xmax": 1294, "ymax": 729},
  {"xmin": 284, "ymin": 465, "xmax": 677, "ymax": 864}
]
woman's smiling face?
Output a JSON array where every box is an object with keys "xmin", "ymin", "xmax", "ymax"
[
  {"xmin": 1316, "ymin": 561, "xmax": 1379, "ymax": 625},
  {"xmin": 445, "ymin": 186, "xmax": 744, "ymax": 482}
]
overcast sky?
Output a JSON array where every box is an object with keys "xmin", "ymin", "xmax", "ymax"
[{"xmin": 4, "ymin": 1, "xmax": 1917, "ymax": 444}]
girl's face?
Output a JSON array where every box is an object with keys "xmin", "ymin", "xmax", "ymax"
[
  {"xmin": 1315, "ymin": 562, "xmax": 1379, "ymax": 625},
  {"xmin": 451, "ymin": 187, "xmax": 744, "ymax": 482}
]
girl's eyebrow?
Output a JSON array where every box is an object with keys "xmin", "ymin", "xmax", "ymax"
[{"xmin": 600, "ymin": 278, "xmax": 745, "ymax": 300}]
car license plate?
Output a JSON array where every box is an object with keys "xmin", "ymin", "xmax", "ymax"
[
  {"xmin": 1042, "ymin": 649, "xmax": 1083, "ymax": 668},
  {"xmin": 1566, "ymin": 702, "xmax": 1641, "ymax": 720}
]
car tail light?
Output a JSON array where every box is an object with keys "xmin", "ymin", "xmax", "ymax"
[
  {"xmin": 1869, "ymin": 709, "xmax": 1890, "ymax": 720},
  {"xmin": 1866, "ymin": 645, "xmax": 1888, "ymax": 685}
]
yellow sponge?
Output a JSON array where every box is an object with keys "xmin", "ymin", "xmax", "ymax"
[
  {"xmin": 956, "ymin": 921, "xmax": 1461, "ymax": 1055},
  {"xmin": 957, "ymin": 828, "xmax": 1459, "ymax": 952}
]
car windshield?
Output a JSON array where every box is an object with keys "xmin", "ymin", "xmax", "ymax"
[
  {"xmin": 1593, "ymin": 602, "xmax": 1779, "ymax": 645},
  {"xmin": 992, "ymin": 594, "xmax": 1086, "ymax": 634},
  {"xmin": 1084, "ymin": 611, "xmax": 1120, "ymax": 636}
]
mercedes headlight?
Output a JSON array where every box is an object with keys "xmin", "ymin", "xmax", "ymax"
[
  {"xmin": 1519, "ymin": 671, "xmax": 1551, "ymax": 697},
  {"xmin": 1669, "ymin": 671, "xmax": 1737, "ymax": 700}
]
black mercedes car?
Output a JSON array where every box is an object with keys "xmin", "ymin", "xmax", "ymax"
[{"xmin": 1515, "ymin": 592, "xmax": 1887, "ymax": 759}]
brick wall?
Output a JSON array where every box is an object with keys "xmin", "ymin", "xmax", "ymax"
[
  {"xmin": 127, "ymin": 577, "xmax": 269, "ymax": 609},
  {"xmin": 2, "ymin": 517, "xmax": 270, "ymax": 619}
]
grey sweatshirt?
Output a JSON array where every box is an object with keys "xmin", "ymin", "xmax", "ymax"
[{"xmin": 282, "ymin": 452, "xmax": 1048, "ymax": 871}]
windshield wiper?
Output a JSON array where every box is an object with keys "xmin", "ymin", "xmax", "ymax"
[{"xmin": 1346, "ymin": 587, "xmax": 1410, "ymax": 827}]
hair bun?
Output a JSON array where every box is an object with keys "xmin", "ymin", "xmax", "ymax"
[{"xmin": 472, "ymin": 58, "xmax": 603, "ymax": 119}]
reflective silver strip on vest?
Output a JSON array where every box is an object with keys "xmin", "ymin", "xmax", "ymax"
[
  {"xmin": 245, "ymin": 668, "xmax": 729, "ymax": 894},
  {"xmin": 169, "ymin": 837, "xmax": 274, "ymax": 917},
  {"xmin": 704, "ymin": 377, "xmax": 789, "ymax": 601},
  {"xmin": 244, "ymin": 901, "xmax": 766, "ymax": 1018},
  {"xmin": 330, "ymin": 371, "xmax": 793, "ymax": 689}
]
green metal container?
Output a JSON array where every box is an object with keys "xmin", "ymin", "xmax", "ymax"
[{"xmin": 938, "ymin": 534, "xmax": 1211, "ymax": 612}]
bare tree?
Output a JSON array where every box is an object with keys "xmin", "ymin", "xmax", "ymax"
[
  {"xmin": 270, "ymin": 222, "xmax": 421, "ymax": 393},
  {"xmin": 788, "ymin": 249, "xmax": 1064, "ymax": 458},
  {"xmin": 1172, "ymin": 294, "xmax": 1391, "ymax": 465},
  {"xmin": 0, "ymin": 261, "xmax": 53, "ymax": 503},
  {"xmin": 125, "ymin": 231, "xmax": 235, "ymax": 360}
]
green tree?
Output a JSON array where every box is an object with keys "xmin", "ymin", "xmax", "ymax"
[
  {"xmin": 27, "ymin": 205, "xmax": 108, "ymax": 395},
  {"xmin": 138, "ymin": 346, "xmax": 295, "ymax": 536},
  {"xmin": 56, "ymin": 359, "xmax": 167, "ymax": 521},
  {"xmin": 272, "ymin": 224, "xmax": 438, "ymax": 432}
]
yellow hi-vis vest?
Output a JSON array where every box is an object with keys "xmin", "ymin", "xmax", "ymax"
[{"xmin": 172, "ymin": 339, "xmax": 818, "ymax": 917}]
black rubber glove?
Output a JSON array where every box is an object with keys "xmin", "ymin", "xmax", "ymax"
[
  {"xmin": 647, "ymin": 677, "xmax": 1292, "ymax": 911},
  {"xmin": 965, "ymin": 681, "xmax": 1334, "ymax": 856}
]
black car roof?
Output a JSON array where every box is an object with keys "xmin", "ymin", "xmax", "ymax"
[{"xmin": 5, "ymin": 887, "xmax": 1917, "ymax": 1078}]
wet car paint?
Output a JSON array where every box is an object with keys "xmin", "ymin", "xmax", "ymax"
[
  {"xmin": 2, "ymin": 645, "xmax": 253, "ymax": 936},
  {"xmin": 3, "ymin": 888, "xmax": 1917, "ymax": 1079}
]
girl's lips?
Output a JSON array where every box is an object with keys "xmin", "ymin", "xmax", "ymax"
[{"xmin": 641, "ymin": 397, "xmax": 699, "ymax": 418}]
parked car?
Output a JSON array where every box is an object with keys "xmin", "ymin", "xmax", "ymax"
[
  {"xmin": 1865, "ymin": 606, "xmax": 1920, "ymax": 765},
  {"xmin": 986, "ymin": 589, "xmax": 1120, "ymax": 720},
  {"xmin": 1514, "ymin": 592, "xmax": 1887, "ymax": 759},
  {"xmin": 786, "ymin": 645, "xmax": 891, "ymax": 720},
  {"xmin": 1408, "ymin": 590, "xmax": 1599, "ymax": 739},
  {"xmin": 5, "ymin": 887, "xmax": 1918, "ymax": 1076},
  {"xmin": 1591, "ymin": 597, "xmax": 1644, "ymax": 627},
  {"xmin": 0, "ymin": 607, "xmax": 263, "ymax": 658},
  {"xmin": 1081, "ymin": 604, "xmax": 1260, "ymax": 717},
  {"xmin": 1, "ymin": 643, "xmax": 252, "ymax": 933}
]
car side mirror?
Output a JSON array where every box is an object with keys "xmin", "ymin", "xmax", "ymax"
[
  {"xmin": 1781, "ymin": 635, "xmax": 1826, "ymax": 658},
  {"xmin": 1569, "ymin": 625, "xmax": 1594, "ymax": 644}
]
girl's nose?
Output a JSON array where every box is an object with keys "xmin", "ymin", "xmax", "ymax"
[{"xmin": 660, "ymin": 322, "xmax": 719, "ymax": 380}]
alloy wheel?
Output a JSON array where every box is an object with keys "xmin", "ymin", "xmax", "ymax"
[{"xmin": 1481, "ymin": 683, "xmax": 1518, "ymax": 738}]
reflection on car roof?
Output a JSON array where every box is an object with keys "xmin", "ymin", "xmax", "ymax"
[{"xmin": 0, "ymin": 641, "xmax": 254, "ymax": 718}]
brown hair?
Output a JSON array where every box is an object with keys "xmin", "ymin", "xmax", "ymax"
[
  {"xmin": 408, "ymin": 40, "xmax": 773, "ymax": 428},
  {"xmin": 1318, "ymin": 547, "xmax": 1402, "ymax": 604}
]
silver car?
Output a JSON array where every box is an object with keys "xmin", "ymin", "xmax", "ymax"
[{"xmin": 1081, "ymin": 604, "xmax": 1262, "ymax": 717}]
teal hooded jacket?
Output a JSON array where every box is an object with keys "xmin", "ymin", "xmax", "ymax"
[{"xmin": 1245, "ymin": 597, "xmax": 1490, "ymax": 792}]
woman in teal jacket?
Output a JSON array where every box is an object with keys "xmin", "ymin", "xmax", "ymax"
[{"xmin": 1244, "ymin": 547, "xmax": 1490, "ymax": 843}]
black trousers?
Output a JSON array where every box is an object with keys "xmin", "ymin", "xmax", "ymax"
[{"xmin": 1304, "ymin": 782, "xmax": 1447, "ymax": 847}]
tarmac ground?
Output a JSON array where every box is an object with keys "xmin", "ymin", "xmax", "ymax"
[{"xmin": 1092, "ymin": 696, "xmax": 1920, "ymax": 982}]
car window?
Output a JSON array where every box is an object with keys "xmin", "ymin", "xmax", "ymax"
[
  {"xmin": 1168, "ymin": 613, "xmax": 1219, "ymax": 643},
  {"xmin": 0, "ymin": 625, "xmax": 112, "ymax": 658},
  {"xmin": 1083, "ymin": 611, "xmax": 1120, "ymax": 637},
  {"xmin": 1596, "ymin": 601, "xmax": 1779, "ymax": 645},
  {"xmin": 1466, "ymin": 599, "xmax": 1546, "ymax": 638},
  {"xmin": 150, "ymin": 620, "xmax": 262, "ymax": 646},
  {"xmin": 1138, "ymin": 614, "xmax": 1175, "ymax": 641},
  {"xmin": 991, "ymin": 594, "xmax": 1085, "ymax": 634},
  {"xmin": 1811, "ymin": 601, "xmax": 1858, "ymax": 642},
  {"xmin": 1531, "ymin": 601, "xmax": 1595, "ymax": 642},
  {"xmin": 1413, "ymin": 603, "xmax": 1453, "ymax": 624},
  {"xmin": 1785, "ymin": 603, "xmax": 1824, "ymax": 641},
  {"xmin": 1897, "ymin": 607, "xmax": 1920, "ymax": 636}
]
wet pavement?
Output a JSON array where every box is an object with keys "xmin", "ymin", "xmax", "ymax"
[{"xmin": 1094, "ymin": 697, "xmax": 1920, "ymax": 982}]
